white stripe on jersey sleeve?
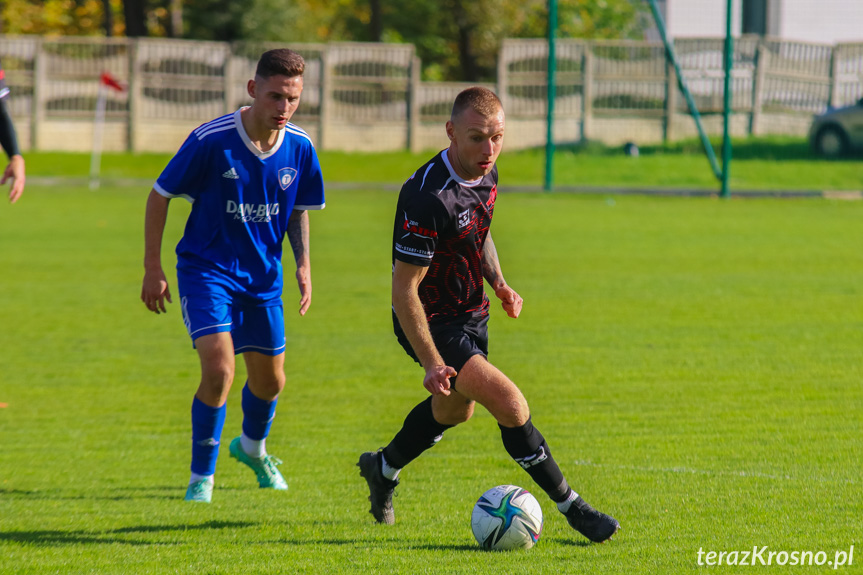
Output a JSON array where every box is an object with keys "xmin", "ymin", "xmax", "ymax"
[
  {"xmin": 153, "ymin": 181, "xmax": 195, "ymax": 203},
  {"xmin": 0, "ymin": 88, "xmax": 9, "ymax": 99},
  {"xmin": 193, "ymin": 115, "xmax": 234, "ymax": 140},
  {"xmin": 293, "ymin": 203, "xmax": 326, "ymax": 210},
  {"xmin": 196, "ymin": 122, "xmax": 235, "ymax": 141},
  {"xmin": 284, "ymin": 123, "xmax": 314, "ymax": 146}
]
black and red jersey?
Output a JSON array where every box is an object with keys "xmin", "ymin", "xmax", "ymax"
[
  {"xmin": 392, "ymin": 149, "xmax": 498, "ymax": 326},
  {"xmin": 0, "ymin": 60, "xmax": 9, "ymax": 100}
]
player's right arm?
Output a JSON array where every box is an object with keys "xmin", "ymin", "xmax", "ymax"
[
  {"xmin": 141, "ymin": 189, "xmax": 172, "ymax": 314},
  {"xmin": 391, "ymin": 260, "xmax": 457, "ymax": 395}
]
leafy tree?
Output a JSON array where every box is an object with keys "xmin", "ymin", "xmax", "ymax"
[
  {"xmin": 6, "ymin": 0, "xmax": 645, "ymax": 80},
  {"xmin": 1, "ymin": 0, "xmax": 124, "ymax": 35},
  {"xmin": 326, "ymin": 0, "xmax": 647, "ymax": 81}
]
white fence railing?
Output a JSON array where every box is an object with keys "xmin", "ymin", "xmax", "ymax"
[{"xmin": 1, "ymin": 35, "xmax": 859, "ymax": 153}]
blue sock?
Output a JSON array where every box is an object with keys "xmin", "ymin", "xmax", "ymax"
[
  {"xmin": 241, "ymin": 383, "xmax": 277, "ymax": 441},
  {"xmin": 190, "ymin": 397, "xmax": 227, "ymax": 476}
]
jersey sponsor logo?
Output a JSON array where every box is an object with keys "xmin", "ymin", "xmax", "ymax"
[
  {"xmin": 395, "ymin": 243, "xmax": 434, "ymax": 259},
  {"xmin": 278, "ymin": 167, "xmax": 297, "ymax": 190},
  {"xmin": 226, "ymin": 199, "xmax": 280, "ymax": 223},
  {"xmin": 401, "ymin": 211, "xmax": 437, "ymax": 239},
  {"xmin": 222, "ymin": 167, "xmax": 240, "ymax": 180},
  {"xmin": 458, "ymin": 209, "xmax": 470, "ymax": 228}
]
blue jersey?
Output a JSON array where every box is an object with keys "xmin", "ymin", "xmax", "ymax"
[{"xmin": 154, "ymin": 109, "xmax": 325, "ymax": 301}]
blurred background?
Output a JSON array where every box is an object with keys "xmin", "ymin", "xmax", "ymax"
[{"xmin": 1, "ymin": 0, "xmax": 861, "ymax": 158}]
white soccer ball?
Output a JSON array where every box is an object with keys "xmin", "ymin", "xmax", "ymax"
[{"xmin": 471, "ymin": 485, "xmax": 543, "ymax": 550}]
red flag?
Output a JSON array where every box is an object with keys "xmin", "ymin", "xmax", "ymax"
[{"xmin": 100, "ymin": 71, "xmax": 125, "ymax": 92}]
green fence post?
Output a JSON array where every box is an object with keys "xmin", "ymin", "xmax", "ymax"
[
  {"xmin": 544, "ymin": 0, "xmax": 557, "ymax": 192},
  {"xmin": 721, "ymin": 0, "xmax": 733, "ymax": 198},
  {"xmin": 646, "ymin": 0, "xmax": 723, "ymax": 183}
]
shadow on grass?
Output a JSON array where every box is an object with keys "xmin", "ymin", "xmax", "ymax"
[
  {"xmin": 551, "ymin": 137, "xmax": 861, "ymax": 162},
  {"xmin": 401, "ymin": 543, "xmax": 482, "ymax": 552},
  {"xmin": 0, "ymin": 486, "xmax": 186, "ymax": 501},
  {"xmin": 0, "ymin": 520, "xmax": 256, "ymax": 546},
  {"xmin": 546, "ymin": 536, "xmax": 596, "ymax": 548},
  {"xmin": 278, "ymin": 538, "xmax": 365, "ymax": 546}
]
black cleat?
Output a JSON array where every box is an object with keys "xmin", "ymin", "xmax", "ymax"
[
  {"xmin": 357, "ymin": 451, "xmax": 399, "ymax": 525},
  {"xmin": 564, "ymin": 496, "xmax": 620, "ymax": 543}
]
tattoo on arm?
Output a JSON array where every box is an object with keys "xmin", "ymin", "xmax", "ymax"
[
  {"xmin": 287, "ymin": 209, "xmax": 309, "ymax": 265},
  {"xmin": 482, "ymin": 233, "xmax": 503, "ymax": 289}
]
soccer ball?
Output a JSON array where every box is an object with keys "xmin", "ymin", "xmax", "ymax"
[{"xmin": 471, "ymin": 485, "xmax": 543, "ymax": 550}]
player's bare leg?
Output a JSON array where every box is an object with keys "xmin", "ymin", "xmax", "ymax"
[
  {"xmin": 431, "ymin": 355, "xmax": 527, "ymax": 427},
  {"xmin": 194, "ymin": 332, "xmax": 236, "ymax": 407},
  {"xmin": 229, "ymin": 351, "xmax": 288, "ymax": 489},
  {"xmin": 450, "ymin": 355, "xmax": 620, "ymax": 543},
  {"xmin": 244, "ymin": 351, "xmax": 286, "ymax": 401}
]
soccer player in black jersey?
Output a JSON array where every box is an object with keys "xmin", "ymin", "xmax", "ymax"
[
  {"xmin": 0, "ymin": 59, "xmax": 25, "ymax": 203},
  {"xmin": 358, "ymin": 87, "xmax": 619, "ymax": 543}
]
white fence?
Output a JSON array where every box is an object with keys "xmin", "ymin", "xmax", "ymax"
[{"xmin": 1, "ymin": 35, "xmax": 860, "ymax": 153}]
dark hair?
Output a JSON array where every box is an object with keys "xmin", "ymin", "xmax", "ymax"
[
  {"xmin": 256, "ymin": 49, "xmax": 305, "ymax": 79},
  {"xmin": 451, "ymin": 87, "xmax": 502, "ymax": 120}
]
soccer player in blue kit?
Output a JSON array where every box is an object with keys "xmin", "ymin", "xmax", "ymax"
[
  {"xmin": 141, "ymin": 49, "xmax": 325, "ymax": 503},
  {"xmin": 358, "ymin": 87, "xmax": 619, "ymax": 543}
]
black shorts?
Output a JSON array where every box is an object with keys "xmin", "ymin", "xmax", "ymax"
[{"xmin": 393, "ymin": 311, "xmax": 489, "ymax": 375}]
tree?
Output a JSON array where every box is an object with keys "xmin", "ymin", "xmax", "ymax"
[
  {"xmin": 122, "ymin": 0, "xmax": 146, "ymax": 36},
  {"xmin": 361, "ymin": 0, "xmax": 646, "ymax": 81},
  {"xmin": 175, "ymin": 0, "xmax": 646, "ymax": 81},
  {"xmin": 1, "ymin": 0, "xmax": 123, "ymax": 35}
]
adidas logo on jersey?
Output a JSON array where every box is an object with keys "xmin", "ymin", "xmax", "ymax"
[{"xmin": 222, "ymin": 167, "xmax": 239, "ymax": 180}]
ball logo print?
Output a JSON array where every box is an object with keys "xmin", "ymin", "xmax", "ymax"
[{"xmin": 471, "ymin": 485, "xmax": 543, "ymax": 550}]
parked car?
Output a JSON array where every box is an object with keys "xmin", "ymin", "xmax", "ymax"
[{"xmin": 809, "ymin": 98, "xmax": 863, "ymax": 158}]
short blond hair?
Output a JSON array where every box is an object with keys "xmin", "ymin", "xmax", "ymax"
[{"xmin": 451, "ymin": 87, "xmax": 502, "ymax": 120}]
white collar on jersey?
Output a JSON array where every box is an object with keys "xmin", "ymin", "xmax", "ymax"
[
  {"xmin": 440, "ymin": 149, "xmax": 485, "ymax": 188},
  {"xmin": 235, "ymin": 107, "xmax": 284, "ymax": 159}
]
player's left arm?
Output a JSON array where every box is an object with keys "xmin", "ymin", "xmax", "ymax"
[
  {"xmin": 0, "ymin": 96, "xmax": 24, "ymax": 203},
  {"xmin": 482, "ymin": 231, "xmax": 522, "ymax": 319},
  {"xmin": 287, "ymin": 208, "xmax": 311, "ymax": 316}
]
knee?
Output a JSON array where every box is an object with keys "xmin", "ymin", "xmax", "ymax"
[
  {"xmin": 200, "ymin": 358, "xmax": 233, "ymax": 386},
  {"xmin": 196, "ymin": 361, "xmax": 234, "ymax": 406},
  {"xmin": 248, "ymin": 373, "xmax": 285, "ymax": 402},
  {"xmin": 494, "ymin": 397, "xmax": 530, "ymax": 428},
  {"xmin": 433, "ymin": 398, "xmax": 475, "ymax": 426}
]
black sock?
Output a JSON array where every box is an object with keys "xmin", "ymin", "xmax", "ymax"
[
  {"xmin": 499, "ymin": 417, "xmax": 570, "ymax": 502},
  {"xmin": 383, "ymin": 396, "xmax": 453, "ymax": 469}
]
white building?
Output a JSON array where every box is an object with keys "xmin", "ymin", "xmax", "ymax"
[{"xmin": 649, "ymin": 0, "xmax": 863, "ymax": 44}]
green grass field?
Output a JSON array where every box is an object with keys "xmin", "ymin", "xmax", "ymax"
[
  {"xmin": 23, "ymin": 136, "xmax": 863, "ymax": 192},
  {"xmin": 1, "ymin": 166, "xmax": 862, "ymax": 573}
]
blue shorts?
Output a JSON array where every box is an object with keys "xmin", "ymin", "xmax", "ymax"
[{"xmin": 178, "ymin": 275, "xmax": 285, "ymax": 356}]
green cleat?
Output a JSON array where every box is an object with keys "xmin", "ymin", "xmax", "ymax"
[
  {"xmin": 184, "ymin": 477, "xmax": 214, "ymax": 503},
  {"xmin": 228, "ymin": 437, "xmax": 288, "ymax": 490}
]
